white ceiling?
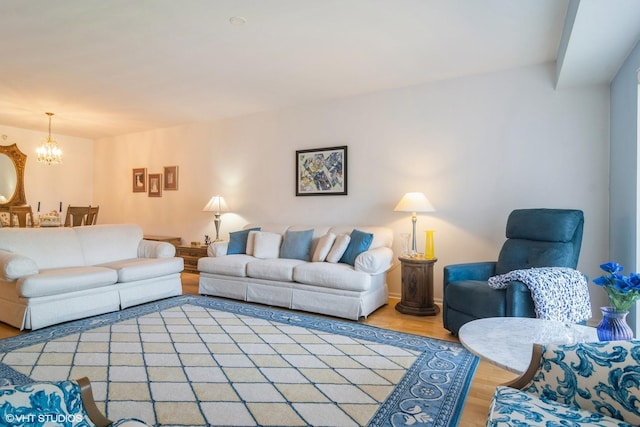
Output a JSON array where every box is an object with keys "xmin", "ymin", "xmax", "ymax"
[{"xmin": 0, "ymin": 0, "xmax": 638, "ymax": 140}]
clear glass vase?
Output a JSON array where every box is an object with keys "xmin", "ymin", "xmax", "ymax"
[
  {"xmin": 596, "ymin": 306, "xmax": 634, "ymax": 341},
  {"xmin": 399, "ymin": 233, "xmax": 411, "ymax": 257}
]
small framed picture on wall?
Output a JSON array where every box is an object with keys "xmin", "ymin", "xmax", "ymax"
[
  {"xmin": 148, "ymin": 173, "xmax": 162, "ymax": 197},
  {"xmin": 132, "ymin": 168, "xmax": 147, "ymax": 193},
  {"xmin": 164, "ymin": 166, "xmax": 178, "ymax": 190}
]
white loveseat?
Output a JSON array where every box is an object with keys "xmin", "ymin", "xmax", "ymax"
[
  {"xmin": 198, "ymin": 224, "xmax": 393, "ymax": 320},
  {"xmin": 0, "ymin": 224, "xmax": 184, "ymax": 330}
]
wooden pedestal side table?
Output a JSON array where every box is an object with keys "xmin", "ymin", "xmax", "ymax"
[
  {"xmin": 176, "ymin": 245, "xmax": 208, "ymax": 274},
  {"xmin": 396, "ymin": 256, "xmax": 439, "ymax": 316}
]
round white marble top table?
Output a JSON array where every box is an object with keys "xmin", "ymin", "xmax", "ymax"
[{"xmin": 458, "ymin": 317, "xmax": 598, "ymax": 374}]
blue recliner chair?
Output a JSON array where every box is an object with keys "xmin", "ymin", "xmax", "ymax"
[{"xmin": 442, "ymin": 208, "xmax": 584, "ymax": 335}]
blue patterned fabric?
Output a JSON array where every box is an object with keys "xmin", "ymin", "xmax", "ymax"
[
  {"xmin": 0, "ymin": 379, "xmax": 149, "ymax": 427},
  {"xmin": 487, "ymin": 340, "xmax": 640, "ymax": 426},
  {"xmin": 488, "ymin": 267, "xmax": 591, "ymax": 322},
  {"xmin": 0, "ymin": 380, "xmax": 96, "ymax": 427},
  {"xmin": 488, "ymin": 386, "xmax": 634, "ymax": 426}
]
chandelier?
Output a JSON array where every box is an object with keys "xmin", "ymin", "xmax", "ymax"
[{"xmin": 36, "ymin": 112, "xmax": 63, "ymax": 165}]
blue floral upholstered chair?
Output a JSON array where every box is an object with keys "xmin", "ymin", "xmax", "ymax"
[
  {"xmin": 487, "ymin": 340, "xmax": 640, "ymax": 426},
  {"xmin": 0, "ymin": 377, "xmax": 149, "ymax": 426},
  {"xmin": 443, "ymin": 208, "xmax": 584, "ymax": 334}
]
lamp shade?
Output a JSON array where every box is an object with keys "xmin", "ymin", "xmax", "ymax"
[
  {"xmin": 202, "ymin": 196, "xmax": 230, "ymax": 213},
  {"xmin": 393, "ymin": 192, "xmax": 435, "ymax": 213}
]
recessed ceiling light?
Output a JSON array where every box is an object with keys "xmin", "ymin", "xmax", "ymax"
[{"xmin": 229, "ymin": 16, "xmax": 246, "ymax": 26}]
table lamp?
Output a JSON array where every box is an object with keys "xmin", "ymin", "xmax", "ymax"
[
  {"xmin": 394, "ymin": 192, "xmax": 435, "ymax": 256},
  {"xmin": 203, "ymin": 195, "xmax": 230, "ymax": 241}
]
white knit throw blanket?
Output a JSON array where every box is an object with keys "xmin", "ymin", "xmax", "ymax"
[{"xmin": 487, "ymin": 267, "xmax": 591, "ymax": 323}]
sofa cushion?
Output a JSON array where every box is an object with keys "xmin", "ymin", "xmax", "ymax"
[
  {"xmin": 294, "ymin": 262, "xmax": 371, "ymax": 292},
  {"xmin": 228, "ymin": 228, "xmax": 261, "ymax": 255},
  {"xmin": 312, "ymin": 233, "xmax": 336, "ymax": 262},
  {"xmin": 247, "ymin": 258, "xmax": 306, "ymax": 281},
  {"xmin": 280, "ymin": 229, "xmax": 313, "ymax": 261},
  {"xmin": 253, "ymin": 232, "xmax": 282, "ymax": 259},
  {"xmin": 74, "ymin": 224, "xmax": 143, "ymax": 266},
  {"xmin": 17, "ymin": 267, "xmax": 118, "ymax": 298},
  {"xmin": 100, "ymin": 258, "xmax": 184, "ymax": 282},
  {"xmin": 0, "ymin": 227, "xmax": 85, "ymax": 269},
  {"xmin": 198, "ymin": 254, "xmax": 254, "ymax": 277},
  {"xmin": 340, "ymin": 229, "xmax": 373, "ymax": 266},
  {"xmin": 487, "ymin": 386, "xmax": 628, "ymax": 427},
  {"xmin": 326, "ymin": 234, "xmax": 350, "ymax": 263}
]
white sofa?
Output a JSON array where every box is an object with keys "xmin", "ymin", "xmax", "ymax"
[
  {"xmin": 0, "ymin": 224, "xmax": 184, "ymax": 330},
  {"xmin": 198, "ymin": 224, "xmax": 393, "ymax": 320}
]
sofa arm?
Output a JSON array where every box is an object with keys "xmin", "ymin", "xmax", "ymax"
[
  {"xmin": 138, "ymin": 240, "xmax": 176, "ymax": 258},
  {"xmin": 443, "ymin": 261, "xmax": 496, "ymax": 284},
  {"xmin": 504, "ymin": 341, "xmax": 640, "ymax": 425},
  {"xmin": 354, "ymin": 247, "xmax": 393, "ymax": 275},
  {"xmin": 0, "ymin": 250, "xmax": 38, "ymax": 281},
  {"xmin": 207, "ymin": 241, "xmax": 228, "ymax": 257}
]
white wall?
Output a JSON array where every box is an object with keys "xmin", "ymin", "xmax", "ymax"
[
  {"xmin": 610, "ymin": 39, "xmax": 640, "ymax": 333},
  {"xmin": 93, "ymin": 62, "xmax": 610, "ymax": 320},
  {"xmin": 0, "ymin": 124, "xmax": 94, "ymax": 215}
]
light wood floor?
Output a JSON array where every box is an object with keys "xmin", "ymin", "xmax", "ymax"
[{"xmin": 0, "ymin": 272, "xmax": 516, "ymax": 426}]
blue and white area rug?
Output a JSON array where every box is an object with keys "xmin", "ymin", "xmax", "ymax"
[{"xmin": 0, "ymin": 295, "xmax": 478, "ymax": 426}]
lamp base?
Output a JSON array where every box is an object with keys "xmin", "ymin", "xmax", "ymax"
[
  {"xmin": 214, "ymin": 214, "xmax": 222, "ymax": 241},
  {"xmin": 411, "ymin": 212, "xmax": 417, "ymax": 257}
]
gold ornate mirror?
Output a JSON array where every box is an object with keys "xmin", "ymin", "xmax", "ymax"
[{"xmin": 0, "ymin": 143, "xmax": 27, "ymax": 209}]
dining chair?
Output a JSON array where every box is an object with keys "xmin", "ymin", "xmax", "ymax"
[
  {"xmin": 64, "ymin": 205, "xmax": 91, "ymax": 227},
  {"xmin": 9, "ymin": 205, "xmax": 33, "ymax": 227},
  {"xmin": 86, "ymin": 205, "xmax": 99, "ymax": 225}
]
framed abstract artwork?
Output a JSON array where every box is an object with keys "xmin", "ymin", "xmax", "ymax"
[
  {"xmin": 132, "ymin": 168, "xmax": 147, "ymax": 193},
  {"xmin": 296, "ymin": 146, "xmax": 347, "ymax": 196},
  {"xmin": 148, "ymin": 173, "xmax": 162, "ymax": 197},
  {"xmin": 164, "ymin": 166, "xmax": 178, "ymax": 190}
]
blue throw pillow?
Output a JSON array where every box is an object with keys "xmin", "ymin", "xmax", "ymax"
[
  {"xmin": 280, "ymin": 229, "xmax": 314, "ymax": 261},
  {"xmin": 227, "ymin": 227, "xmax": 261, "ymax": 254},
  {"xmin": 340, "ymin": 229, "xmax": 373, "ymax": 265}
]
